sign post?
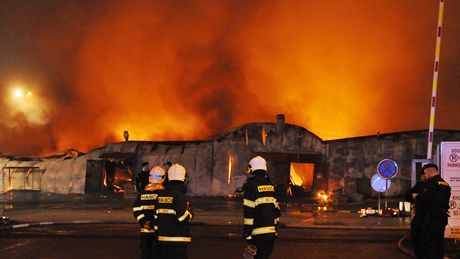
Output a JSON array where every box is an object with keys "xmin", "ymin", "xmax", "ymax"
[
  {"xmin": 377, "ymin": 159, "xmax": 399, "ymax": 211},
  {"xmin": 440, "ymin": 142, "xmax": 460, "ymax": 238},
  {"xmin": 371, "ymin": 173, "xmax": 392, "ymax": 213}
]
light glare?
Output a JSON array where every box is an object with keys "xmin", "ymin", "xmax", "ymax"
[{"xmin": 13, "ymin": 88, "xmax": 24, "ymax": 99}]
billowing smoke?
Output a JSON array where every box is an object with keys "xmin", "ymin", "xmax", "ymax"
[{"xmin": 1, "ymin": 0, "xmax": 460, "ymax": 155}]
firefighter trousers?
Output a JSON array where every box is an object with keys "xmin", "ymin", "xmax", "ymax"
[
  {"xmin": 157, "ymin": 245, "xmax": 188, "ymax": 259},
  {"xmin": 253, "ymin": 238, "xmax": 275, "ymax": 259},
  {"xmin": 140, "ymin": 233, "xmax": 158, "ymax": 259}
]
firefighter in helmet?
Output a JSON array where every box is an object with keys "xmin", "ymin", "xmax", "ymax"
[
  {"xmin": 135, "ymin": 162, "xmax": 151, "ymax": 193},
  {"xmin": 243, "ymin": 156, "xmax": 281, "ymax": 259},
  {"xmin": 132, "ymin": 166, "xmax": 166, "ymax": 259},
  {"xmin": 155, "ymin": 163, "xmax": 193, "ymax": 259}
]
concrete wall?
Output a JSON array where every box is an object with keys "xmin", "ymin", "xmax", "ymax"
[
  {"xmin": 3, "ymin": 121, "xmax": 458, "ymax": 199},
  {"xmin": 325, "ymin": 130, "xmax": 460, "ymax": 198},
  {"xmin": 0, "ymin": 155, "xmax": 88, "ymax": 194},
  {"xmin": 139, "ymin": 142, "xmax": 213, "ymax": 196},
  {"xmin": 136, "ymin": 123, "xmax": 323, "ymax": 196},
  {"xmin": 210, "ymin": 123, "xmax": 324, "ymax": 196}
]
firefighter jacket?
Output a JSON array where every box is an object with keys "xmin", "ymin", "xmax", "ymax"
[
  {"xmin": 243, "ymin": 170, "xmax": 281, "ymax": 240},
  {"xmin": 155, "ymin": 180, "xmax": 193, "ymax": 245},
  {"xmin": 132, "ymin": 183, "xmax": 165, "ymax": 234},
  {"xmin": 135, "ymin": 170, "xmax": 150, "ymax": 192},
  {"xmin": 417, "ymin": 174, "xmax": 451, "ymax": 225}
]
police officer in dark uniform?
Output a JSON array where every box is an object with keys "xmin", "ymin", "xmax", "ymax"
[
  {"xmin": 133, "ymin": 166, "xmax": 166, "ymax": 259},
  {"xmin": 417, "ymin": 163, "xmax": 451, "ymax": 259},
  {"xmin": 155, "ymin": 163, "xmax": 192, "ymax": 259},
  {"xmin": 407, "ymin": 170, "xmax": 428, "ymax": 259},
  {"xmin": 243, "ymin": 156, "xmax": 281, "ymax": 259},
  {"xmin": 135, "ymin": 162, "xmax": 150, "ymax": 193}
]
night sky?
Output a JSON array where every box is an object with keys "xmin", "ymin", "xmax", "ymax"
[{"xmin": 0, "ymin": 0, "xmax": 459, "ymax": 155}]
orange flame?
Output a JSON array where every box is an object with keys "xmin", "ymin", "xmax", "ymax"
[
  {"xmin": 227, "ymin": 153, "xmax": 233, "ymax": 184},
  {"xmin": 262, "ymin": 127, "xmax": 267, "ymax": 146},
  {"xmin": 290, "ymin": 164, "xmax": 303, "ymax": 186},
  {"xmin": 1, "ymin": 1, "xmax": 460, "ymax": 155}
]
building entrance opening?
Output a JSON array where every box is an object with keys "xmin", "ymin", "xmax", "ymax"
[
  {"xmin": 289, "ymin": 163, "xmax": 314, "ymax": 197},
  {"xmin": 85, "ymin": 152, "xmax": 135, "ymax": 196},
  {"xmin": 103, "ymin": 159, "xmax": 133, "ymax": 195},
  {"xmin": 290, "ymin": 163, "xmax": 314, "ymax": 189},
  {"xmin": 252, "ymin": 152, "xmax": 322, "ymax": 199}
]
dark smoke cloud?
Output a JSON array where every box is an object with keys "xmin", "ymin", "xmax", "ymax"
[{"xmin": 0, "ymin": 0, "xmax": 459, "ymax": 155}]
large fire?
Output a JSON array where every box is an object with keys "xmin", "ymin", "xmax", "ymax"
[{"xmin": 1, "ymin": 1, "xmax": 460, "ymax": 155}]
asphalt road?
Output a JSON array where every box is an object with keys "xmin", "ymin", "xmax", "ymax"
[{"xmin": 0, "ymin": 223, "xmax": 410, "ymax": 259}]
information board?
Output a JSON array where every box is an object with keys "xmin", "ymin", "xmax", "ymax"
[{"xmin": 440, "ymin": 142, "xmax": 460, "ymax": 238}]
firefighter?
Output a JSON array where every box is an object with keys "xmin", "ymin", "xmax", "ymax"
[
  {"xmin": 156, "ymin": 163, "xmax": 193, "ymax": 259},
  {"xmin": 417, "ymin": 163, "xmax": 451, "ymax": 259},
  {"xmin": 243, "ymin": 156, "xmax": 280, "ymax": 259},
  {"xmin": 407, "ymin": 170, "xmax": 428, "ymax": 259},
  {"xmin": 135, "ymin": 162, "xmax": 150, "ymax": 193},
  {"xmin": 132, "ymin": 166, "xmax": 166, "ymax": 259}
]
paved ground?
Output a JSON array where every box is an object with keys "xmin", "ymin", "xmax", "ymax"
[
  {"xmin": 1, "ymin": 223, "xmax": 409, "ymax": 259},
  {"xmin": 0, "ymin": 197, "xmax": 412, "ymax": 230},
  {"xmin": 0, "ymin": 196, "xmax": 421, "ymax": 258}
]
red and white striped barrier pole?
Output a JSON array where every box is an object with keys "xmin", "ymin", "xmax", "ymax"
[{"xmin": 427, "ymin": 0, "xmax": 445, "ymax": 160}]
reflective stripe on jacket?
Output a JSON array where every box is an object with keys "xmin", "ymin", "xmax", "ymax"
[
  {"xmin": 132, "ymin": 183, "xmax": 165, "ymax": 233},
  {"xmin": 155, "ymin": 180, "xmax": 192, "ymax": 244},
  {"xmin": 243, "ymin": 170, "xmax": 280, "ymax": 240}
]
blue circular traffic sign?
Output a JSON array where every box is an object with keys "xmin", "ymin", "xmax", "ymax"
[
  {"xmin": 377, "ymin": 159, "xmax": 398, "ymax": 180},
  {"xmin": 371, "ymin": 174, "xmax": 391, "ymax": 193}
]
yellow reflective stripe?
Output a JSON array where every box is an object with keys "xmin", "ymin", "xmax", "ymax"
[
  {"xmin": 157, "ymin": 209, "xmax": 176, "ymax": 215},
  {"xmin": 136, "ymin": 214, "xmax": 145, "ymax": 221},
  {"xmin": 140, "ymin": 228, "xmax": 155, "ymax": 233},
  {"xmin": 244, "ymin": 218, "xmax": 254, "ymax": 225},
  {"xmin": 255, "ymin": 197, "xmax": 276, "ymax": 206},
  {"xmin": 274, "ymin": 218, "xmax": 280, "ymax": 224},
  {"xmin": 154, "ymin": 225, "xmax": 158, "ymax": 230},
  {"xmin": 275, "ymin": 202, "xmax": 280, "ymax": 210},
  {"xmin": 134, "ymin": 205, "xmax": 155, "ymax": 211},
  {"xmin": 252, "ymin": 226, "xmax": 276, "ymax": 235},
  {"xmin": 178, "ymin": 210, "xmax": 191, "ymax": 222},
  {"xmin": 243, "ymin": 199, "xmax": 255, "ymax": 208},
  {"xmin": 158, "ymin": 236, "xmax": 191, "ymax": 242}
]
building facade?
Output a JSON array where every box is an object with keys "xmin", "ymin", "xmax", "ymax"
[{"xmin": 1, "ymin": 115, "xmax": 459, "ymax": 200}]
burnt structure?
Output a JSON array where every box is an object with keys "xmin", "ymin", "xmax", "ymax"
[{"xmin": 1, "ymin": 115, "xmax": 460, "ymax": 199}]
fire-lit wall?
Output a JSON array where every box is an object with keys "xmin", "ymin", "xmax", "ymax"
[
  {"xmin": 325, "ymin": 130, "xmax": 460, "ymax": 199},
  {"xmin": 209, "ymin": 122, "xmax": 324, "ymax": 195},
  {"xmin": 2, "ymin": 121, "xmax": 460, "ymax": 199},
  {"xmin": 0, "ymin": 155, "xmax": 87, "ymax": 194},
  {"xmin": 136, "ymin": 119, "xmax": 324, "ymax": 196}
]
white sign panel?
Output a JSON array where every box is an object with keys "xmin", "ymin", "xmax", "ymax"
[{"xmin": 440, "ymin": 142, "xmax": 460, "ymax": 238}]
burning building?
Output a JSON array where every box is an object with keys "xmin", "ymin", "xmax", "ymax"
[{"xmin": 1, "ymin": 114, "xmax": 460, "ymax": 200}]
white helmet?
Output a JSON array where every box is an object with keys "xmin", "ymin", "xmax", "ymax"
[
  {"xmin": 149, "ymin": 166, "xmax": 165, "ymax": 184},
  {"xmin": 168, "ymin": 163, "xmax": 186, "ymax": 182},
  {"xmin": 248, "ymin": 156, "xmax": 267, "ymax": 173}
]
